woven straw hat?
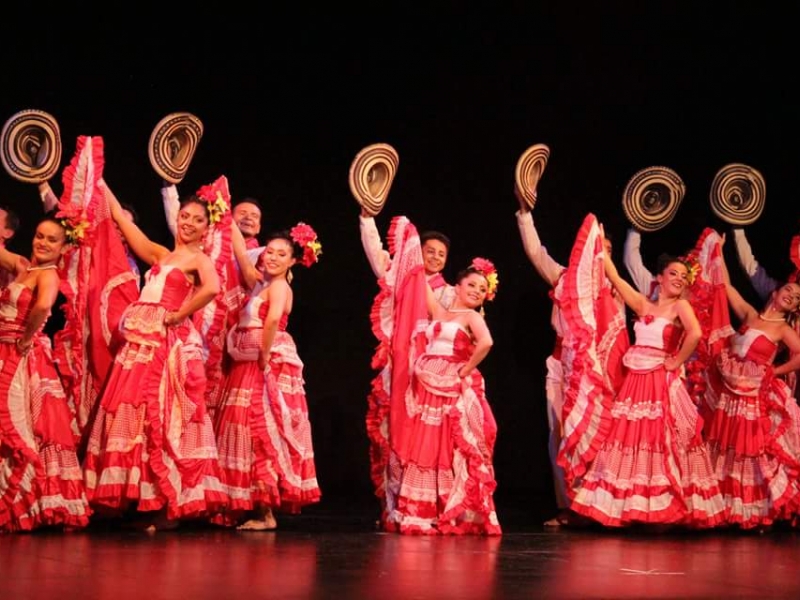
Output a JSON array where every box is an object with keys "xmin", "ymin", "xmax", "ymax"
[
  {"xmin": 1, "ymin": 109, "xmax": 62, "ymax": 183},
  {"xmin": 709, "ymin": 163, "xmax": 765, "ymax": 226},
  {"xmin": 622, "ymin": 166, "xmax": 686, "ymax": 232},
  {"xmin": 148, "ymin": 112, "xmax": 203, "ymax": 184},
  {"xmin": 514, "ymin": 143, "xmax": 550, "ymax": 210},
  {"xmin": 348, "ymin": 143, "xmax": 399, "ymax": 217}
]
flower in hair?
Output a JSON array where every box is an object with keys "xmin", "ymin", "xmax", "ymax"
[
  {"xmin": 290, "ymin": 222, "xmax": 322, "ymax": 267},
  {"xmin": 471, "ymin": 257, "xmax": 499, "ymax": 301},
  {"xmin": 196, "ymin": 177, "xmax": 231, "ymax": 225},
  {"xmin": 55, "ymin": 201, "xmax": 91, "ymax": 244},
  {"xmin": 679, "ymin": 251, "xmax": 702, "ymax": 286},
  {"xmin": 207, "ymin": 192, "xmax": 229, "ymax": 224}
]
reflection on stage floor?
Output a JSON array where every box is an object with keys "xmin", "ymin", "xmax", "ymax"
[{"xmin": 2, "ymin": 501, "xmax": 800, "ymax": 600}]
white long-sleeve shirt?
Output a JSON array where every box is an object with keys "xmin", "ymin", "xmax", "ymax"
[
  {"xmin": 732, "ymin": 228, "xmax": 777, "ymax": 301},
  {"xmin": 359, "ymin": 215, "xmax": 391, "ymax": 279},
  {"xmin": 162, "ymin": 183, "xmax": 180, "ymax": 238},
  {"xmin": 515, "ymin": 210, "xmax": 564, "ymax": 286},
  {"xmin": 623, "ymin": 229, "xmax": 657, "ymax": 298},
  {"xmin": 517, "ymin": 210, "xmax": 625, "ymax": 340},
  {"xmin": 516, "ymin": 210, "xmax": 568, "ymax": 342},
  {"xmin": 39, "ymin": 181, "xmax": 58, "ymax": 213},
  {"xmin": 360, "ymin": 215, "xmax": 454, "ymax": 308}
]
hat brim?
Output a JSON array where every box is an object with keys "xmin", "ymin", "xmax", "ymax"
[
  {"xmin": 349, "ymin": 143, "xmax": 399, "ymax": 217},
  {"xmin": 1, "ymin": 109, "xmax": 62, "ymax": 183},
  {"xmin": 709, "ymin": 163, "xmax": 765, "ymax": 226},
  {"xmin": 622, "ymin": 166, "xmax": 686, "ymax": 232},
  {"xmin": 514, "ymin": 143, "xmax": 550, "ymax": 210},
  {"xmin": 148, "ymin": 112, "xmax": 204, "ymax": 184}
]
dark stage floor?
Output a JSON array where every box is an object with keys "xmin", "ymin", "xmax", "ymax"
[{"xmin": 3, "ymin": 499, "xmax": 800, "ymax": 600}]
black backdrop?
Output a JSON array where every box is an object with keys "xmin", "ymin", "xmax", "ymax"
[{"xmin": 1, "ymin": 6, "xmax": 797, "ymax": 519}]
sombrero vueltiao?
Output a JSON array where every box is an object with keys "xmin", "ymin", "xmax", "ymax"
[
  {"xmin": 622, "ymin": 166, "xmax": 686, "ymax": 232},
  {"xmin": 709, "ymin": 163, "xmax": 766, "ymax": 226},
  {"xmin": 514, "ymin": 143, "xmax": 550, "ymax": 210},
  {"xmin": 1, "ymin": 109, "xmax": 62, "ymax": 183},
  {"xmin": 148, "ymin": 112, "xmax": 204, "ymax": 184},
  {"xmin": 348, "ymin": 143, "xmax": 399, "ymax": 217}
]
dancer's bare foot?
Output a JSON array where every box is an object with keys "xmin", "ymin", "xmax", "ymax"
[
  {"xmin": 237, "ymin": 508, "xmax": 277, "ymax": 531},
  {"xmin": 544, "ymin": 509, "xmax": 593, "ymax": 529},
  {"xmin": 142, "ymin": 511, "xmax": 179, "ymax": 533},
  {"xmin": 543, "ymin": 516, "xmax": 563, "ymax": 529}
]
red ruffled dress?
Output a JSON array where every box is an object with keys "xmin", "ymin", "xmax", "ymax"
[
  {"xmin": 569, "ymin": 315, "xmax": 726, "ymax": 527},
  {"xmin": 0, "ymin": 282, "xmax": 91, "ymax": 531},
  {"xmin": 386, "ymin": 319, "xmax": 501, "ymax": 535},
  {"xmin": 213, "ymin": 294, "xmax": 320, "ymax": 522},
  {"xmin": 82, "ymin": 264, "xmax": 227, "ymax": 519},
  {"xmin": 704, "ymin": 325, "xmax": 800, "ymax": 528}
]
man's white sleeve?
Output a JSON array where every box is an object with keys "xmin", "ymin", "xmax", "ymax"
[
  {"xmin": 359, "ymin": 215, "xmax": 390, "ymax": 279},
  {"xmin": 732, "ymin": 228, "xmax": 777, "ymax": 301},
  {"xmin": 623, "ymin": 228, "xmax": 655, "ymax": 295},
  {"xmin": 162, "ymin": 184, "xmax": 179, "ymax": 238},
  {"xmin": 516, "ymin": 210, "xmax": 563, "ymax": 286},
  {"xmin": 246, "ymin": 246, "xmax": 264, "ymax": 266},
  {"xmin": 39, "ymin": 182, "xmax": 58, "ymax": 212}
]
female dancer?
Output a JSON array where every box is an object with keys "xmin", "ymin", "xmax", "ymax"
[
  {"xmin": 388, "ymin": 235, "xmax": 501, "ymax": 534},
  {"xmin": 703, "ymin": 238, "xmax": 800, "ymax": 530},
  {"xmin": 0, "ymin": 215, "xmax": 91, "ymax": 532},
  {"xmin": 563, "ymin": 217, "xmax": 726, "ymax": 528},
  {"xmin": 82, "ymin": 181, "xmax": 226, "ymax": 529},
  {"xmin": 213, "ymin": 223, "xmax": 322, "ymax": 530}
]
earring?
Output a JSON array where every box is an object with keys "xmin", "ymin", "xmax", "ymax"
[
  {"xmin": 479, "ymin": 304, "xmax": 485, "ymax": 317},
  {"xmin": 287, "ymin": 269, "xmax": 294, "ymax": 284}
]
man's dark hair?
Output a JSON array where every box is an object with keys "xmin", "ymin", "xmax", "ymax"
[
  {"xmin": 420, "ymin": 230, "xmax": 451, "ymax": 252},
  {"xmin": 233, "ymin": 197, "xmax": 263, "ymax": 211}
]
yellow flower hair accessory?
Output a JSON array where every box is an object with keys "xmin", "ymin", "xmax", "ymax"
[
  {"xmin": 207, "ymin": 192, "xmax": 228, "ymax": 224},
  {"xmin": 55, "ymin": 202, "xmax": 91, "ymax": 245},
  {"xmin": 195, "ymin": 177, "xmax": 231, "ymax": 225},
  {"xmin": 679, "ymin": 251, "xmax": 702, "ymax": 286}
]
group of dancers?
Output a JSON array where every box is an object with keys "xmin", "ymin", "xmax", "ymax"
[
  {"xmin": 0, "ymin": 135, "xmax": 321, "ymax": 533},
  {"xmin": 516, "ymin": 176, "xmax": 800, "ymax": 533},
  {"xmin": 354, "ymin": 144, "xmax": 800, "ymax": 535},
  {"xmin": 2, "ymin": 128, "xmax": 800, "ymax": 537}
]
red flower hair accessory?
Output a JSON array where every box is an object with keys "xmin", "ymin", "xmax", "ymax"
[
  {"xmin": 55, "ymin": 201, "xmax": 91, "ymax": 245},
  {"xmin": 195, "ymin": 176, "xmax": 231, "ymax": 224},
  {"xmin": 290, "ymin": 222, "xmax": 322, "ymax": 267},
  {"xmin": 470, "ymin": 257, "xmax": 499, "ymax": 301}
]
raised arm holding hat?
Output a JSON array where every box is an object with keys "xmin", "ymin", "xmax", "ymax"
[
  {"xmin": 514, "ymin": 144, "xmax": 627, "ymax": 529},
  {"xmin": 82, "ymin": 177, "xmax": 228, "ymax": 530},
  {"xmin": 712, "ymin": 162, "xmax": 796, "ymax": 299},
  {"xmin": 621, "ymin": 165, "xmax": 687, "ymax": 299},
  {"xmin": 352, "ymin": 143, "xmax": 455, "ymax": 307}
]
